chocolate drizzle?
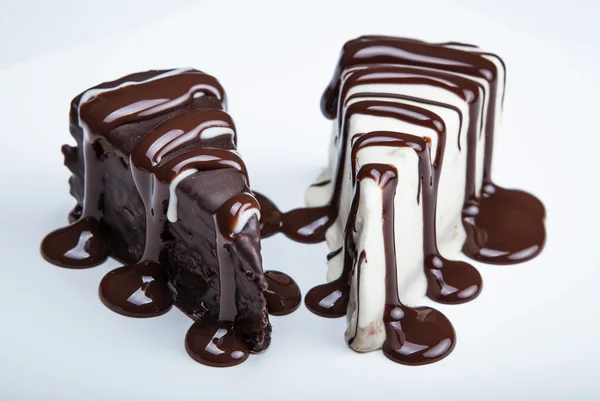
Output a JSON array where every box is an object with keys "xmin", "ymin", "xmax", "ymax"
[
  {"xmin": 355, "ymin": 163, "xmax": 455, "ymax": 365},
  {"xmin": 262, "ymin": 271, "xmax": 302, "ymax": 316},
  {"xmin": 42, "ymin": 69, "xmax": 226, "ymax": 268},
  {"xmin": 42, "ymin": 69, "xmax": 301, "ymax": 367},
  {"xmin": 352, "ymin": 132, "xmax": 482, "ymax": 304}
]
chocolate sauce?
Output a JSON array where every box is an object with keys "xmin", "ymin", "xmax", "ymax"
[
  {"xmin": 263, "ymin": 271, "xmax": 302, "ymax": 316},
  {"xmin": 462, "ymin": 183, "xmax": 546, "ymax": 264},
  {"xmin": 352, "ymin": 132, "xmax": 482, "ymax": 304},
  {"xmin": 40, "ymin": 217, "xmax": 106, "ymax": 268},
  {"xmin": 253, "ymin": 192, "xmax": 282, "ymax": 238},
  {"xmin": 321, "ymin": 36, "xmax": 496, "ymax": 120},
  {"xmin": 185, "ymin": 320, "xmax": 249, "ymax": 367},
  {"xmin": 372, "ymin": 164, "xmax": 455, "ymax": 365},
  {"xmin": 98, "ymin": 261, "xmax": 172, "ymax": 317},
  {"xmin": 304, "ymin": 274, "xmax": 349, "ymax": 318},
  {"xmin": 349, "ymin": 164, "xmax": 455, "ymax": 365}
]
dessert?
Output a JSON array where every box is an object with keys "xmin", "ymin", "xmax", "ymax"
[
  {"xmin": 41, "ymin": 69, "xmax": 301, "ymax": 367},
  {"xmin": 257, "ymin": 36, "xmax": 546, "ymax": 365}
]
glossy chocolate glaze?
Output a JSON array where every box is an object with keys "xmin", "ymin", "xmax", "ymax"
[
  {"xmin": 352, "ymin": 132, "xmax": 482, "ymax": 304},
  {"xmin": 355, "ymin": 163, "xmax": 455, "ymax": 365},
  {"xmin": 263, "ymin": 271, "xmax": 302, "ymax": 316},
  {"xmin": 42, "ymin": 69, "xmax": 300, "ymax": 367},
  {"xmin": 321, "ymin": 36, "xmax": 496, "ymax": 120}
]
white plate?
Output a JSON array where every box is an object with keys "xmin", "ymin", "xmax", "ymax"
[{"xmin": 1, "ymin": 1, "xmax": 599, "ymax": 400}]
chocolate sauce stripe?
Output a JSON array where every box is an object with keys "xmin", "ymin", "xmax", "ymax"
[
  {"xmin": 131, "ymin": 108, "xmax": 237, "ymax": 171},
  {"xmin": 339, "ymin": 99, "xmax": 445, "ymax": 197},
  {"xmin": 436, "ymin": 45, "xmax": 507, "ymax": 108},
  {"xmin": 347, "ymin": 163, "xmax": 456, "ymax": 364},
  {"xmin": 339, "ymin": 65, "xmax": 481, "ymax": 107},
  {"xmin": 338, "ymin": 63, "xmax": 486, "ymax": 149},
  {"xmin": 341, "ymin": 74, "xmax": 481, "ymax": 200},
  {"xmin": 323, "ymin": 37, "xmax": 499, "ymax": 182},
  {"xmin": 322, "ymin": 36, "xmax": 497, "ymax": 120},
  {"xmin": 79, "ymin": 70, "xmax": 226, "ymax": 137},
  {"xmin": 155, "ymin": 148, "xmax": 248, "ymax": 184},
  {"xmin": 345, "ymin": 91, "xmax": 464, "ymax": 150}
]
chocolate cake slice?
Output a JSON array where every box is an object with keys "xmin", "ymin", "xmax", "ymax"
[{"xmin": 41, "ymin": 69, "xmax": 300, "ymax": 367}]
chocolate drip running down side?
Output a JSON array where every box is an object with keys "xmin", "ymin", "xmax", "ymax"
[
  {"xmin": 41, "ymin": 69, "xmax": 301, "ymax": 368},
  {"xmin": 359, "ymin": 163, "xmax": 455, "ymax": 365}
]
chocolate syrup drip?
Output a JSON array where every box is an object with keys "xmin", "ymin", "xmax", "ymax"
[
  {"xmin": 311, "ymin": 179, "xmax": 332, "ymax": 187},
  {"xmin": 321, "ymin": 36, "xmax": 496, "ymax": 120},
  {"xmin": 352, "ymin": 132, "xmax": 482, "ymax": 303},
  {"xmin": 359, "ymin": 163, "xmax": 455, "ymax": 365},
  {"xmin": 98, "ymin": 261, "xmax": 172, "ymax": 318},
  {"xmin": 327, "ymin": 248, "xmax": 342, "ymax": 261}
]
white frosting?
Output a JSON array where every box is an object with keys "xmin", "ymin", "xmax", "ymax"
[
  {"xmin": 167, "ymin": 168, "xmax": 198, "ymax": 222},
  {"xmin": 443, "ymin": 45, "xmax": 506, "ymax": 176}
]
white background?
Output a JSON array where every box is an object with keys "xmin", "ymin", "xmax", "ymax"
[{"xmin": 1, "ymin": 0, "xmax": 599, "ymax": 400}]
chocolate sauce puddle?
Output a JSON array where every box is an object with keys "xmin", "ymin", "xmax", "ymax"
[{"xmin": 263, "ymin": 271, "xmax": 302, "ymax": 316}]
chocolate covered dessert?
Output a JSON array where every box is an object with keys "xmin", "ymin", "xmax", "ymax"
[
  {"xmin": 257, "ymin": 36, "xmax": 546, "ymax": 365},
  {"xmin": 41, "ymin": 69, "xmax": 301, "ymax": 367}
]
